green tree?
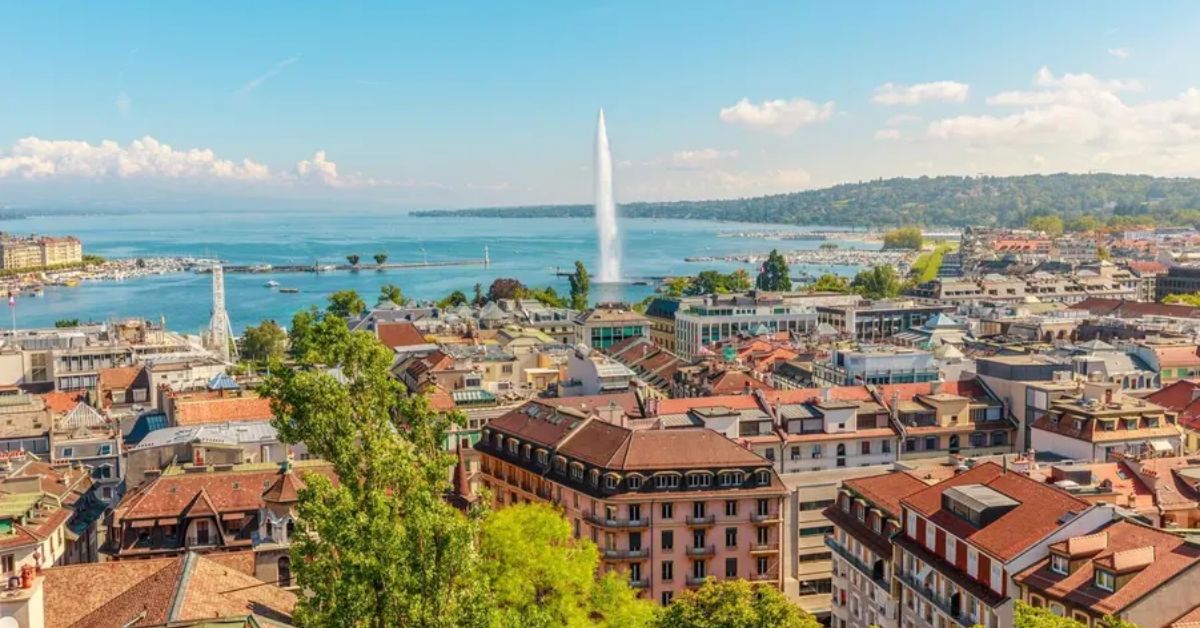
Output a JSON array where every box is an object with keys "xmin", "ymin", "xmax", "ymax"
[
  {"xmin": 54, "ymin": 318, "xmax": 80, "ymax": 328},
  {"xmin": 882, "ymin": 227, "xmax": 923, "ymax": 250},
  {"xmin": 241, "ymin": 319, "xmax": 288, "ymax": 364},
  {"xmin": 374, "ymin": 251, "xmax": 389, "ymax": 266},
  {"xmin": 379, "ymin": 283, "xmax": 410, "ymax": 306},
  {"xmin": 568, "ymin": 260, "xmax": 591, "ymax": 311},
  {"xmin": 809, "ymin": 273, "xmax": 850, "ymax": 293},
  {"xmin": 755, "ymin": 249, "xmax": 792, "ymax": 292},
  {"xmin": 488, "ymin": 278, "xmax": 526, "ymax": 302},
  {"xmin": 439, "ymin": 290, "xmax": 469, "ymax": 308},
  {"xmin": 262, "ymin": 316, "xmax": 489, "ymax": 628},
  {"xmin": 686, "ymin": 270, "xmax": 734, "ymax": 296},
  {"xmin": 472, "ymin": 282, "xmax": 485, "ymax": 307},
  {"xmin": 347, "ymin": 254, "xmax": 361, "ymax": 267},
  {"xmin": 728, "ymin": 268, "xmax": 752, "ymax": 292},
  {"xmin": 1066, "ymin": 215, "xmax": 1103, "ymax": 232},
  {"xmin": 662, "ymin": 276, "xmax": 692, "ymax": 298},
  {"xmin": 851, "ymin": 265, "xmax": 903, "ymax": 299},
  {"xmin": 1164, "ymin": 292, "xmax": 1200, "ymax": 306},
  {"xmin": 480, "ymin": 504, "xmax": 655, "ymax": 628},
  {"xmin": 286, "ymin": 306, "xmax": 322, "ymax": 362},
  {"xmin": 1028, "ymin": 214, "xmax": 1065, "ymax": 237},
  {"xmin": 327, "ymin": 289, "xmax": 367, "ymax": 318},
  {"xmin": 522, "ymin": 286, "xmax": 568, "ymax": 308},
  {"xmin": 654, "ymin": 580, "xmax": 819, "ymax": 628}
]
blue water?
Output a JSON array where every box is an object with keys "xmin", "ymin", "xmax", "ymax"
[{"xmin": 5, "ymin": 210, "xmax": 875, "ymax": 334}]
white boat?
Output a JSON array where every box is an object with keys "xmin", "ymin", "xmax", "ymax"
[{"xmin": 264, "ymin": 280, "xmax": 280, "ymax": 288}]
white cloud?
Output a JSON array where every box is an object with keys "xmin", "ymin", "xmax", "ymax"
[
  {"xmin": 873, "ymin": 81, "xmax": 969, "ymax": 106},
  {"xmin": 293, "ymin": 150, "xmax": 340, "ymax": 185},
  {"xmin": 669, "ymin": 148, "xmax": 738, "ymax": 168},
  {"xmin": 1108, "ymin": 47, "xmax": 1131, "ymax": 59},
  {"xmin": 874, "ymin": 129, "xmax": 903, "ymax": 141},
  {"xmin": 237, "ymin": 55, "xmax": 301, "ymax": 95},
  {"xmin": 926, "ymin": 67, "xmax": 1200, "ymax": 174},
  {"xmin": 718, "ymin": 97, "xmax": 834, "ymax": 134},
  {"xmin": 886, "ymin": 113, "xmax": 921, "ymax": 127}
]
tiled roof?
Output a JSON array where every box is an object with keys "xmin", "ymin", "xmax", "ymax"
[
  {"xmin": 562, "ymin": 425, "xmax": 770, "ymax": 472},
  {"xmin": 377, "ymin": 321, "xmax": 429, "ymax": 348},
  {"xmin": 1148, "ymin": 380, "xmax": 1200, "ymax": 427},
  {"xmin": 174, "ymin": 393, "xmax": 274, "ymax": 426},
  {"xmin": 98, "ymin": 366, "xmax": 143, "ymax": 391},
  {"xmin": 843, "ymin": 471, "xmax": 928, "ymax": 518},
  {"xmin": 1070, "ymin": 297, "xmax": 1200, "ymax": 319},
  {"xmin": 262, "ymin": 468, "xmax": 307, "ymax": 503},
  {"xmin": 902, "ymin": 462, "xmax": 1091, "ymax": 561},
  {"xmin": 1155, "ymin": 345, "xmax": 1200, "ymax": 368},
  {"xmin": 1017, "ymin": 520, "xmax": 1200, "ymax": 616},
  {"xmin": 656, "ymin": 394, "xmax": 763, "ymax": 415},
  {"xmin": 43, "ymin": 551, "xmax": 296, "ymax": 628},
  {"xmin": 540, "ymin": 392, "xmax": 643, "ymax": 418},
  {"xmin": 115, "ymin": 463, "xmax": 334, "ymax": 520},
  {"xmin": 41, "ymin": 390, "xmax": 84, "ymax": 415}
]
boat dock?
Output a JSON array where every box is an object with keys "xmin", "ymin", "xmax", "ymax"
[{"xmin": 203, "ymin": 259, "xmax": 486, "ymax": 274}]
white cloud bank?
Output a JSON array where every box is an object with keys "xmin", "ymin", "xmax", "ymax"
[
  {"xmin": 873, "ymin": 81, "xmax": 969, "ymax": 105},
  {"xmin": 718, "ymin": 97, "xmax": 834, "ymax": 134},
  {"xmin": 1108, "ymin": 47, "xmax": 1131, "ymax": 59}
]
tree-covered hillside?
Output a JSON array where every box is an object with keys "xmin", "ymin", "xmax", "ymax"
[{"xmin": 414, "ymin": 174, "xmax": 1200, "ymax": 228}]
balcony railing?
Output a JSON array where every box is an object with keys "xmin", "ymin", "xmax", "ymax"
[
  {"xmin": 749, "ymin": 543, "xmax": 779, "ymax": 554},
  {"xmin": 750, "ymin": 572, "xmax": 777, "ymax": 581},
  {"xmin": 686, "ymin": 515, "xmax": 715, "ymax": 526},
  {"xmin": 603, "ymin": 548, "xmax": 650, "ymax": 560},
  {"xmin": 685, "ymin": 545, "xmax": 715, "ymax": 557},
  {"xmin": 584, "ymin": 513, "xmax": 650, "ymax": 529},
  {"xmin": 824, "ymin": 535, "xmax": 889, "ymax": 589},
  {"xmin": 896, "ymin": 569, "xmax": 979, "ymax": 628},
  {"xmin": 629, "ymin": 579, "xmax": 649, "ymax": 589},
  {"xmin": 686, "ymin": 575, "xmax": 710, "ymax": 587},
  {"xmin": 750, "ymin": 513, "xmax": 780, "ymax": 524}
]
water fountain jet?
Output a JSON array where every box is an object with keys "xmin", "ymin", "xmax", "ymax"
[{"xmin": 594, "ymin": 109, "xmax": 621, "ymax": 283}]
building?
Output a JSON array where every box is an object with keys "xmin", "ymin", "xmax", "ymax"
[
  {"xmin": 45, "ymin": 398, "xmax": 123, "ymax": 503},
  {"xmin": 163, "ymin": 388, "xmax": 275, "ymax": 427},
  {"xmin": 474, "ymin": 399, "xmax": 788, "ymax": 606},
  {"xmin": 673, "ymin": 292, "xmax": 858, "ymax": 361},
  {"xmin": 0, "ymin": 237, "xmax": 42, "ymax": 271},
  {"xmin": 815, "ymin": 300, "xmax": 952, "ymax": 343},
  {"xmin": 1016, "ymin": 520, "xmax": 1200, "ymax": 627},
  {"xmin": 124, "ymin": 420, "xmax": 298, "ymax": 487},
  {"xmin": 561, "ymin": 346, "xmax": 636, "ymax": 396},
  {"xmin": 909, "ymin": 263, "xmax": 1142, "ymax": 306},
  {"xmin": 811, "ymin": 346, "xmax": 941, "ymax": 387},
  {"xmin": 37, "ymin": 236, "xmax": 82, "ymax": 267},
  {"xmin": 574, "ymin": 305, "xmax": 649, "ymax": 351},
  {"xmin": 826, "ymin": 471, "xmax": 929, "ymax": 628},
  {"xmin": 894, "ymin": 462, "xmax": 1115, "ymax": 628},
  {"xmin": 975, "ymin": 354, "xmax": 1077, "ymax": 450},
  {"xmin": 1031, "ymin": 381, "xmax": 1181, "ymax": 462},
  {"xmin": 1155, "ymin": 266, "xmax": 1200, "ymax": 301},
  {"xmin": 605, "ymin": 336, "xmax": 689, "ymax": 397},
  {"xmin": 644, "ymin": 297, "xmax": 682, "ymax": 352},
  {"xmin": 881, "ymin": 380, "xmax": 1015, "ymax": 461},
  {"xmin": 1130, "ymin": 341, "xmax": 1200, "ymax": 384},
  {"xmin": 0, "ymin": 392, "xmax": 51, "ymax": 456}
]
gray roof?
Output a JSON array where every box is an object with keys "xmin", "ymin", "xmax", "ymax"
[
  {"xmin": 944, "ymin": 483, "xmax": 1019, "ymax": 510},
  {"xmin": 131, "ymin": 420, "xmax": 278, "ymax": 450}
]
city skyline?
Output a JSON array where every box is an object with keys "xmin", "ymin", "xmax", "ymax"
[{"xmin": 2, "ymin": 1, "xmax": 1200, "ymax": 209}]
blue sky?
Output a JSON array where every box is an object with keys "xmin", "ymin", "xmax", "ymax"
[{"xmin": 1, "ymin": 1, "xmax": 1199, "ymax": 209}]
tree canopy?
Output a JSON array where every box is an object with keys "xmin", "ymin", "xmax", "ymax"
[
  {"xmin": 755, "ymin": 250, "xmax": 792, "ymax": 292},
  {"xmin": 569, "ymin": 261, "xmax": 591, "ymax": 311},
  {"xmin": 1027, "ymin": 214, "xmax": 1065, "ymax": 237},
  {"xmin": 882, "ymin": 226, "xmax": 923, "ymax": 250},
  {"xmin": 379, "ymin": 283, "xmax": 410, "ymax": 306},
  {"xmin": 241, "ymin": 319, "xmax": 288, "ymax": 364},
  {"xmin": 327, "ymin": 289, "xmax": 367, "ymax": 318},
  {"xmin": 1014, "ymin": 601, "xmax": 1137, "ymax": 628},
  {"xmin": 807, "ymin": 273, "xmax": 850, "ymax": 293},
  {"xmin": 851, "ymin": 265, "xmax": 904, "ymax": 299},
  {"xmin": 438, "ymin": 290, "xmax": 469, "ymax": 308},
  {"xmin": 653, "ymin": 580, "xmax": 819, "ymax": 628}
]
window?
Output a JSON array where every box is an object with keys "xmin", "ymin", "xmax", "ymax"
[
  {"xmin": 536, "ymin": 450, "xmax": 548, "ymax": 465},
  {"xmin": 629, "ymin": 504, "xmax": 642, "ymax": 522},
  {"xmin": 687, "ymin": 473, "xmax": 712, "ymax": 488},
  {"xmin": 790, "ymin": 446, "xmax": 801, "ymax": 460},
  {"xmin": 692, "ymin": 560, "xmax": 706, "ymax": 579},
  {"xmin": 655, "ymin": 474, "xmax": 680, "ymax": 489},
  {"xmin": 661, "ymin": 530, "xmax": 674, "ymax": 550},
  {"xmin": 507, "ymin": 439, "xmax": 519, "ymax": 455},
  {"xmin": 661, "ymin": 502, "xmax": 674, "ymax": 519},
  {"xmin": 799, "ymin": 526, "xmax": 833, "ymax": 537},
  {"xmin": 799, "ymin": 499, "xmax": 834, "ymax": 511},
  {"xmin": 570, "ymin": 465, "xmax": 584, "ymax": 481},
  {"xmin": 693, "ymin": 502, "xmax": 706, "ymax": 519},
  {"xmin": 925, "ymin": 524, "xmax": 936, "ymax": 550},
  {"xmin": 0, "ymin": 554, "xmax": 12, "ymax": 574},
  {"xmin": 907, "ymin": 512, "xmax": 917, "ymax": 537},
  {"xmin": 1050, "ymin": 554, "xmax": 1069, "ymax": 575},
  {"xmin": 811, "ymin": 444, "xmax": 822, "ymax": 459},
  {"xmin": 725, "ymin": 557, "xmax": 738, "ymax": 577},
  {"xmin": 693, "ymin": 530, "xmax": 706, "ymax": 548},
  {"xmin": 757, "ymin": 526, "xmax": 769, "ymax": 545},
  {"xmin": 61, "ymin": 447, "xmax": 74, "ymax": 458},
  {"xmin": 98, "ymin": 444, "xmax": 112, "ymax": 456},
  {"xmin": 604, "ymin": 475, "xmax": 619, "ymax": 490},
  {"xmin": 725, "ymin": 527, "xmax": 737, "ymax": 547},
  {"xmin": 719, "ymin": 471, "xmax": 744, "ymax": 487},
  {"xmin": 757, "ymin": 556, "xmax": 769, "ymax": 575},
  {"xmin": 764, "ymin": 448, "xmax": 774, "ymax": 461},
  {"xmin": 627, "ymin": 475, "xmax": 642, "ymax": 489},
  {"xmin": 946, "ymin": 536, "xmax": 957, "ymax": 562},
  {"xmin": 967, "ymin": 547, "xmax": 978, "ymax": 577},
  {"xmin": 990, "ymin": 563, "xmax": 1003, "ymax": 593},
  {"xmin": 662, "ymin": 560, "xmax": 674, "ymax": 581},
  {"xmin": 881, "ymin": 440, "xmax": 892, "ymax": 454},
  {"xmin": 1095, "ymin": 569, "xmax": 1115, "ymax": 592},
  {"xmin": 589, "ymin": 470, "xmax": 600, "ymax": 486},
  {"xmin": 755, "ymin": 470, "xmax": 770, "ymax": 485},
  {"xmin": 861, "ymin": 441, "xmax": 871, "ymax": 455},
  {"xmin": 101, "ymin": 486, "xmax": 113, "ymax": 500},
  {"xmin": 661, "ymin": 591, "xmax": 673, "ymax": 605},
  {"xmin": 725, "ymin": 500, "xmax": 738, "ymax": 517},
  {"xmin": 757, "ymin": 499, "xmax": 770, "ymax": 516},
  {"xmin": 1049, "ymin": 603, "xmax": 1065, "ymax": 617}
]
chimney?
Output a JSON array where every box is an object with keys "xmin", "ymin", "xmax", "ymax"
[{"xmin": 931, "ymin": 379, "xmax": 944, "ymax": 395}]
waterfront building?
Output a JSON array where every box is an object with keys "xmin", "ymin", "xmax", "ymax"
[
  {"xmin": 0, "ymin": 238, "xmax": 42, "ymax": 271},
  {"xmin": 673, "ymin": 292, "xmax": 858, "ymax": 361},
  {"xmin": 1030, "ymin": 381, "xmax": 1180, "ymax": 461},
  {"xmin": 815, "ymin": 300, "xmax": 952, "ymax": 343},
  {"xmin": 1015, "ymin": 520, "xmax": 1200, "ymax": 627},
  {"xmin": 811, "ymin": 346, "xmax": 941, "ymax": 387},
  {"xmin": 474, "ymin": 398, "xmax": 788, "ymax": 606},
  {"xmin": 826, "ymin": 471, "xmax": 928, "ymax": 628},
  {"xmin": 894, "ymin": 462, "xmax": 1115, "ymax": 628},
  {"xmin": 574, "ymin": 304, "xmax": 649, "ymax": 351}
]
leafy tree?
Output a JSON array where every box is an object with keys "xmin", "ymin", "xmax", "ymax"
[
  {"xmin": 808, "ymin": 274, "xmax": 850, "ymax": 293},
  {"xmin": 568, "ymin": 260, "xmax": 591, "ymax": 311},
  {"xmin": 286, "ymin": 306, "xmax": 322, "ymax": 362},
  {"xmin": 662, "ymin": 276, "xmax": 692, "ymax": 298},
  {"xmin": 379, "ymin": 283, "xmax": 410, "ymax": 306},
  {"xmin": 480, "ymin": 504, "xmax": 655, "ymax": 628},
  {"xmin": 728, "ymin": 268, "xmax": 752, "ymax": 292},
  {"xmin": 1013, "ymin": 601, "xmax": 1136, "ymax": 628},
  {"xmin": 241, "ymin": 319, "xmax": 288, "ymax": 363},
  {"xmin": 851, "ymin": 265, "xmax": 903, "ymax": 299},
  {"xmin": 262, "ymin": 315, "xmax": 489, "ymax": 628},
  {"xmin": 1027, "ymin": 215, "xmax": 1065, "ymax": 237},
  {"xmin": 1164, "ymin": 291, "xmax": 1200, "ymax": 306},
  {"xmin": 135, "ymin": 258, "xmax": 146, "ymax": 268},
  {"xmin": 882, "ymin": 227, "xmax": 923, "ymax": 250},
  {"xmin": 522, "ymin": 286, "xmax": 568, "ymax": 308},
  {"xmin": 686, "ymin": 271, "xmax": 732, "ymax": 296},
  {"xmin": 1097, "ymin": 245, "xmax": 1112, "ymax": 261},
  {"xmin": 1067, "ymin": 215, "xmax": 1103, "ymax": 232},
  {"xmin": 755, "ymin": 250, "xmax": 792, "ymax": 292},
  {"xmin": 654, "ymin": 579, "xmax": 819, "ymax": 628},
  {"xmin": 327, "ymin": 289, "xmax": 367, "ymax": 318},
  {"xmin": 54, "ymin": 318, "xmax": 80, "ymax": 328},
  {"xmin": 439, "ymin": 290, "xmax": 468, "ymax": 308},
  {"xmin": 472, "ymin": 282, "xmax": 485, "ymax": 307},
  {"xmin": 488, "ymin": 278, "xmax": 526, "ymax": 302},
  {"xmin": 374, "ymin": 251, "xmax": 389, "ymax": 266},
  {"xmin": 347, "ymin": 254, "xmax": 361, "ymax": 267}
]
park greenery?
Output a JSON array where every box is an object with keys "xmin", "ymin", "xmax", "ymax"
[
  {"xmin": 755, "ymin": 249, "xmax": 792, "ymax": 291},
  {"xmin": 882, "ymin": 226, "xmax": 923, "ymax": 250},
  {"xmin": 1163, "ymin": 291, "xmax": 1200, "ymax": 307},
  {"xmin": 259, "ymin": 297, "xmax": 822, "ymax": 627},
  {"xmin": 240, "ymin": 319, "xmax": 288, "ymax": 364},
  {"xmin": 414, "ymin": 173, "xmax": 1200, "ymax": 228},
  {"xmin": 53, "ymin": 318, "xmax": 80, "ymax": 328},
  {"xmin": 850, "ymin": 265, "xmax": 904, "ymax": 299},
  {"xmin": 1027, "ymin": 215, "xmax": 1065, "ymax": 236},
  {"xmin": 1014, "ymin": 601, "xmax": 1136, "ymax": 628},
  {"xmin": 910, "ymin": 243, "xmax": 955, "ymax": 283}
]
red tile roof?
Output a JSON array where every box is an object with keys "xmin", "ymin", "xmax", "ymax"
[
  {"xmin": 1017, "ymin": 520, "xmax": 1200, "ymax": 616},
  {"xmin": 1147, "ymin": 379, "xmax": 1200, "ymax": 428},
  {"xmin": 115, "ymin": 464, "xmax": 334, "ymax": 520},
  {"xmin": 376, "ymin": 321, "xmax": 429, "ymax": 348},
  {"xmin": 844, "ymin": 471, "xmax": 929, "ymax": 518},
  {"xmin": 173, "ymin": 393, "xmax": 274, "ymax": 426},
  {"xmin": 98, "ymin": 366, "xmax": 143, "ymax": 391},
  {"xmin": 902, "ymin": 462, "xmax": 1092, "ymax": 561},
  {"xmin": 656, "ymin": 394, "xmax": 762, "ymax": 415},
  {"xmin": 1155, "ymin": 345, "xmax": 1200, "ymax": 368},
  {"xmin": 40, "ymin": 391, "xmax": 84, "ymax": 416}
]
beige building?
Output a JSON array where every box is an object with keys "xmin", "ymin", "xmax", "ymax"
[{"xmin": 0, "ymin": 235, "xmax": 82, "ymax": 271}]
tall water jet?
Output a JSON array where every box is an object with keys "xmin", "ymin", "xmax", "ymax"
[{"xmin": 594, "ymin": 108, "xmax": 621, "ymax": 282}]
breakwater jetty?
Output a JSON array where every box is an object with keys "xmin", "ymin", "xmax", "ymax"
[{"xmin": 202, "ymin": 259, "xmax": 487, "ymax": 274}]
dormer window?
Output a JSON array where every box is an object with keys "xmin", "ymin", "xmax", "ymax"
[
  {"xmin": 507, "ymin": 438, "xmax": 519, "ymax": 455},
  {"xmin": 1147, "ymin": 418, "xmax": 1160, "ymax": 428},
  {"xmin": 1095, "ymin": 569, "xmax": 1115, "ymax": 592},
  {"xmin": 654, "ymin": 474, "xmax": 680, "ymax": 489},
  {"xmin": 1050, "ymin": 554, "xmax": 1069, "ymax": 575},
  {"xmin": 536, "ymin": 450, "xmax": 549, "ymax": 466},
  {"xmin": 755, "ymin": 470, "xmax": 770, "ymax": 486},
  {"xmin": 687, "ymin": 473, "xmax": 712, "ymax": 488},
  {"xmin": 521, "ymin": 444, "xmax": 532, "ymax": 460},
  {"xmin": 627, "ymin": 475, "xmax": 643, "ymax": 490},
  {"xmin": 604, "ymin": 474, "xmax": 620, "ymax": 490},
  {"xmin": 719, "ymin": 471, "xmax": 744, "ymax": 487},
  {"xmin": 589, "ymin": 469, "xmax": 600, "ymax": 486},
  {"xmin": 1123, "ymin": 419, "xmax": 1138, "ymax": 430}
]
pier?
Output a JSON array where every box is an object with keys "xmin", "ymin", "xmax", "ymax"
[{"xmin": 203, "ymin": 259, "xmax": 487, "ymax": 274}]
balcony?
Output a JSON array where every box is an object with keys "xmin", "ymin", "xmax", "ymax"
[
  {"xmin": 749, "ymin": 542, "xmax": 779, "ymax": 554},
  {"xmin": 750, "ymin": 513, "xmax": 780, "ymax": 524},
  {"xmin": 896, "ymin": 569, "xmax": 978, "ymax": 628},
  {"xmin": 685, "ymin": 545, "xmax": 715, "ymax": 557},
  {"xmin": 629, "ymin": 579, "xmax": 649, "ymax": 589},
  {"xmin": 824, "ymin": 535, "xmax": 888, "ymax": 589},
  {"xmin": 686, "ymin": 515, "xmax": 715, "ymax": 527},
  {"xmin": 584, "ymin": 513, "xmax": 650, "ymax": 529},
  {"xmin": 603, "ymin": 548, "xmax": 649, "ymax": 560},
  {"xmin": 686, "ymin": 575, "xmax": 710, "ymax": 587},
  {"xmin": 749, "ymin": 572, "xmax": 777, "ymax": 582}
]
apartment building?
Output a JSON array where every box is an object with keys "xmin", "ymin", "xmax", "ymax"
[
  {"xmin": 811, "ymin": 346, "xmax": 941, "ymax": 387},
  {"xmin": 1030, "ymin": 381, "xmax": 1181, "ymax": 461},
  {"xmin": 673, "ymin": 291, "xmax": 859, "ymax": 360},
  {"xmin": 815, "ymin": 300, "xmax": 952, "ymax": 343},
  {"xmin": 574, "ymin": 305, "xmax": 650, "ymax": 351},
  {"xmin": 474, "ymin": 398, "xmax": 788, "ymax": 606},
  {"xmin": 826, "ymin": 471, "xmax": 928, "ymax": 628},
  {"xmin": 909, "ymin": 263, "xmax": 1142, "ymax": 306},
  {"xmin": 894, "ymin": 462, "xmax": 1114, "ymax": 628}
]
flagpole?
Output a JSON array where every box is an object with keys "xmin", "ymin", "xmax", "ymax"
[{"xmin": 8, "ymin": 292, "xmax": 15, "ymax": 334}]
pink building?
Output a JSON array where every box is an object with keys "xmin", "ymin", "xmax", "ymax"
[{"xmin": 476, "ymin": 397, "xmax": 788, "ymax": 605}]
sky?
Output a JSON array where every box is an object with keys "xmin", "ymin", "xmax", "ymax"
[{"xmin": 2, "ymin": 1, "xmax": 1200, "ymax": 210}]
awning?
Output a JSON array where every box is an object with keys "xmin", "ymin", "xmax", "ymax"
[{"xmin": 1149, "ymin": 439, "xmax": 1174, "ymax": 453}]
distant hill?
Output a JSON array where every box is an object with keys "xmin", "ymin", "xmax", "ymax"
[{"xmin": 413, "ymin": 173, "xmax": 1200, "ymax": 228}]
